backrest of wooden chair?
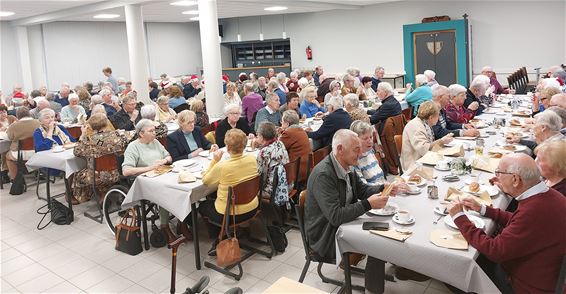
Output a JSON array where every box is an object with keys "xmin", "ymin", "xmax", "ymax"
[
  {"xmin": 66, "ymin": 126, "xmax": 82, "ymax": 140},
  {"xmin": 158, "ymin": 137, "xmax": 167, "ymax": 148},
  {"xmin": 19, "ymin": 137, "xmax": 35, "ymax": 151},
  {"xmin": 394, "ymin": 135, "xmax": 402, "ymax": 155},
  {"xmin": 284, "ymin": 159, "xmax": 300, "ymax": 190},
  {"xmin": 229, "ymin": 175, "xmax": 261, "ymax": 206},
  {"xmin": 201, "ymin": 123, "xmax": 215, "ymax": 136},
  {"xmin": 295, "ymin": 190, "xmax": 310, "ymax": 255},
  {"xmin": 94, "ymin": 154, "xmax": 118, "ymax": 172},
  {"xmin": 312, "ymin": 145, "xmax": 330, "ymax": 167},
  {"xmin": 402, "ymin": 107, "xmax": 412, "ymax": 121}
]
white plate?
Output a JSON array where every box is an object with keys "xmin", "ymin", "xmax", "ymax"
[
  {"xmin": 495, "ymin": 141, "xmax": 528, "ymax": 152},
  {"xmin": 403, "ymin": 176, "xmax": 427, "ymax": 187},
  {"xmin": 52, "ymin": 148, "xmax": 65, "ymax": 153},
  {"xmin": 444, "ymin": 214, "xmax": 485, "ymax": 230},
  {"xmin": 434, "ymin": 165, "xmax": 451, "ymax": 171},
  {"xmin": 434, "ymin": 206, "xmax": 448, "ymax": 215},
  {"xmin": 392, "ymin": 214, "xmax": 415, "ymax": 225},
  {"xmin": 173, "ymin": 159, "xmax": 196, "ymax": 167},
  {"xmin": 368, "ymin": 202, "xmax": 399, "ymax": 216},
  {"xmin": 199, "ymin": 150, "xmax": 210, "ymax": 157},
  {"xmin": 165, "ymin": 122, "xmax": 179, "ymax": 132},
  {"xmin": 402, "ymin": 186, "xmax": 422, "ymax": 195}
]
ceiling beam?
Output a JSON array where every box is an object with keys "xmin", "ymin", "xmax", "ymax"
[
  {"xmin": 227, "ymin": 0, "xmax": 361, "ymax": 10},
  {"xmin": 10, "ymin": 0, "xmax": 162, "ymax": 27}
]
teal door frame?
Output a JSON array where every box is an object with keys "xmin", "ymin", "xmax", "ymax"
[{"xmin": 403, "ymin": 19, "xmax": 469, "ymax": 87}]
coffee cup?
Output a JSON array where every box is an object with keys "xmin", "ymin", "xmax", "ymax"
[
  {"xmin": 52, "ymin": 145, "xmax": 64, "ymax": 152},
  {"xmin": 396, "ymin": 210, "xmax": 410, "ymax": 223},
  {"xmin": 437, "ymin": 160, "xmax": 449, "ymax": 170}
]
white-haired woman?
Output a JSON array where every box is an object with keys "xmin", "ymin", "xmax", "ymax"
[
  {"xmin": 507, "ymin": 110, "xmax": 565, "ymax": 152},
  {"xmin": 277, "ymin": 72, "xmax": 289, "ymax": 94},
  {"xmin": 465, "ymin": 75, "xmax": 490, "ymax": 115},
  {"xmin": 344, "ymin": 94, "xmax": 370, "ymax": 124},
  {"xmin": 155, "ymin": 96, "xmax": 176, "ymax": 122},
  {"xmin": 350, "ymin": 120, "xmax": 385, "ymax": 185},
  {"xmin": 424, "ymin": 70, "xmax": 438, "ymax": 86},
  {"xmin": 33, "ymin": 108, "xmax": 76, "ymax": 152},
  {"xmin": 215, "ymin": 104, "xmax": 252, "ymax": 148},
  {"xmin": 535, "ymin": 140, "xmax": 566, "ymax": 196},
  {"xmin": 60, "ymin": 93, "xmax": 86, "ymax": 123},
  {"xmin": 166, "ymin": 110, "xmax": 217, "ymax": 162},
  {"xmin": 405, "ymin": 74, "xmax": 432, "ymax": 117},
  {"xmin": 140, "ymin": 104, "xmax": 168, "ymax": 139},
  {"xmin": 299, "ymin": 86, "xmax": 325, "ymax": 118},
  {"xmin": 445, "ymin": 84, "xmax": 475, "ymax": 124},
  {"xmin": 324, "ymin": 80, "xmax": 342, "ymax": 107},
  {"xmin": 223, "ymin": 82, "xmax": 241, "ymax": 107}
]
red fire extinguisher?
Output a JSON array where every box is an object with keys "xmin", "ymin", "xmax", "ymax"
[{"xmin": 306, "ymin": 46, "xmax": 312, "ymax": 60}]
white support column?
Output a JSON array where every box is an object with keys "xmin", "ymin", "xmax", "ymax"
[
  {"xmin": 198, "ymin": 0, "xmax": 223, "ymax": 118},
  {"xmin": 124, "ymin": 4, "xmax": 151, "ymax": 105},
  {"xmin": 14, "ymin": 26, "xmax": 34, "ymax": 93}
]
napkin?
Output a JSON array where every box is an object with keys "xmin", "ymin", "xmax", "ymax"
[
  {"xmin": 430, "ymin": 229, "xmax": 468, "ymax": 250},
  {"xmin": 143, "ymin": 166, "xmax": 173, "ymax": 178},
  {"xmin": 445, "ymin": 187, "xmax": 493, "ymax": 206},
  {"xmin": 472, "ymin": 157, "xmax": 500, "ymax": 174},
  {"xmin": 178, "ymin": 171, "xmax": 197, "ymax": 183},
  {"xmin": 370, "ymin": 229, "xmax": 412, "ymax": 242},
  {"xmin": 433, "ymin": 144, "xmax": 464, "ymax": 157},
  {"xmin": 488, "ymin": 146, "xmax": 513, "ymax": 155},
  {"xmin": 416, "ymin": 151, "xmax": 443, "ymax": 166},
  {"xmin": 404, "ymin": 164, "xmax": 434, "ymax": 180}
]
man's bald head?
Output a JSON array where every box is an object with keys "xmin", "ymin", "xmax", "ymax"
[
  {"xmin": 499, "ymin": 153, "xmax": 541, "ymax": 193},
  {"xmin": 550, "ymin": 93, "xmax": 566, "ymax": 109}
]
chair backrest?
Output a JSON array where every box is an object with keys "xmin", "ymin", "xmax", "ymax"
[
  {"xmin": 229, "ymin": 175, "xmax": 261, "ymax": 207},
  {"xmin": 312, "ymin": 145, "xmax": 330, "ymax": 168},
  {"xmin": 295, "ymin": 190, "xmax": 311, "ymax": 256},
  {"xmin": 94, "ymin": 154, "xmax": 118, "ymax": 172},
  {"xmin": 173, "ymin": 103, "xmax": 190, "ymax": 113},
  {"xmin": 394, "ymin": 135, "xmax": 402, "ymax": 155},
  {"xmin": 556, "ymin": 255, "xmax": 566, "ymax": 294},
  {"xmin": 402, "ymin": 107, "xmax": 412, "ymax": 121},
  {"xmin": 205, "ymin": 131, "xmax": 216, "ymax": 145},
  {"xmin": 158, "ymin": 137, "xmax": 167, "ymax": 148},
  {"xmin": 201, "ymin": 123, "xmax": 215, "ymax": 136},
  {"xmin": 284, "ymin": 159, "xmax": 300, "ymax": 191},
  {"xmin": 378, "ymin": 114, "xmax": 407, "ymax": 174},
  {"xmin": 66, "ymin": 126, "xmax": 82, "ymax": 140},
  {"xmin": 19, "ymin": 137, "xmax": 35, "ymax": 151}
]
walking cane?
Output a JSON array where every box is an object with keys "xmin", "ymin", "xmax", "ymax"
[{"xmin": 168, "ymin": 235, "xmax": 187, "ymax": 294}]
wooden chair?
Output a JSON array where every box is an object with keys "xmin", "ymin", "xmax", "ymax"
[
  {"xmin": 394, "ymin": 135, "xmax": 404, "ymax": 174},
  {"xmin": 402, "ymin": 106, "xmax": 413, "ymax": 121},
  {"xmin": 268, "ymin": 159, "xmax": 301, "ymax": 230},
  {"xmin": 15, "ymin": 137, "xmax": 46, "ymax": 197},
  {"xmin": 84, "ymin": 154, "xmax": 119, "ymax": 223},
  {"xmin": 173, "ymin": 103, "xmax": 190, "ymax": 113},
  {"xmin": 66, "ymin": 126, "xmax": 82, "ymax": 140},
  {"xmin": 158, "ymin": 137, "xmax": 167, "ymax": 148},
  {"xmin": 204, "ymin": 175, "xmax": 275, "ymax": 281},
  {"xmin": 305, "ymin": 145, "xmax": 331, "ymax": 181},
  {"xmin": 201, "ymin": 123, "xmax": 215, "ymax": 136},
  {"xmin": 377, "ymin": 114, "xmax": 407, "ymax": 175}
]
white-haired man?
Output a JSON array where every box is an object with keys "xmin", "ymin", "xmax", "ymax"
[
  {"xmin": 313, "ymin": 66, "xmax": 324, "ymax": 87},
  {"xmin": 465, "ymin": 75, "xmax": 491, "ymax": 115},
  {"xmin": 368, "ymin": 82, "xmax": 402, "ymax": 127},
  {"xmin": 54, "ymin": 86, "xmax": 71, "ymax": 107},
  {"xmin": 109, "ymin": 95, "xmax": 139, "ymax": 131},
  {"xmin": 448, "ymin": 153, "xmax": 566, "ymax": 293},
  {"xmin": 254, "ymin": 93, "xmax": 281, "ymax": 131},
  {"xmin": 306, "ymin": 96, "xmax": 352, "ymax": 150},
  {"xmin": 30, "ymin": 98, "xmax": 51, "ymax": 119},
  {"xmin": 549, "ymin": 93, "xmax": 566, "ymax": 109}
]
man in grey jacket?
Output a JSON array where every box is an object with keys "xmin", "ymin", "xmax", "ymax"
[{"xmin": 305, "ymin": 129, "xmax": 403, "ymax": 261}]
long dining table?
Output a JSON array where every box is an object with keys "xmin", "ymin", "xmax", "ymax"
[{"xmin": 337, "ymin": 94, "xmax": 535, "ymax": 293}]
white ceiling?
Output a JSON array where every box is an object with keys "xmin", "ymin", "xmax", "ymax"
[{"xmin": 0, "ymin": 0, "xmax": 402, "ymax": 24}]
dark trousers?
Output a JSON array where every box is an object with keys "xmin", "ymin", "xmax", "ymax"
[
  {"xmin": 477, "ymin": 254, "xmax": 514, "ymax": 294},
  {"xmin": 198, "ymin": 199, "xmax": 257, "ymax": 239}
]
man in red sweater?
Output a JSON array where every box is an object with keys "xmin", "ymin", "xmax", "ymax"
[{"xmin": 448, "ymin": 153, "xmax": 566, "ymax": 293}]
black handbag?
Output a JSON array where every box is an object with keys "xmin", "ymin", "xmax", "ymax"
[
  {"xmin": 9, "ymin": 146, "xmax": 26, "ymax": 195},
  {"xmin": 267, "ymin": 225, "xmax": 288, "ymax": 253},
  {"xmin": 37, "ymin": 198, "xmax": 74, "ymax": 230},
  {"xmin": 115, "ymin": 208, "xmax": 143, "ymax": 256}
]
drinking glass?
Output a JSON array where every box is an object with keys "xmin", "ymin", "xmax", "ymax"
[{"xmin": 475, "ymin": 138, "xmax": 485, "ymax": 156}]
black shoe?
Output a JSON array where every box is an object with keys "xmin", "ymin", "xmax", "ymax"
[{"xmin": 1, "ymin": 171, "xmax": 10, "ymax": 184}]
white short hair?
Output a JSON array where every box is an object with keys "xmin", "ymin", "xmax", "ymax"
[
  {"xmin": 541, "ymin": 78, "xmax": 561, "ymax": 90},
  {"xmin": 332, "ymin": 129, "xmax": 358, "ymax": 154},
  {"xmin": 350, "ymin": 120, "xmax": 373, "ymax": 136},
  {"xmin": 327, "ymin": 96, "xmax": 343, "ymax": 109},
  {"xmin": 534, "ymin": 110, "xmax": 562, "ymax": 132},
  {"xmin": 91, "ymin": 94, "xmax": 103, "ymax": 105},
  {"xmin": 376, "ymin": 82, "xmax": 394, "ymax": 95},
  {"xmin": 343, "ymin": 93, "xmax": 359, "ymax": 107},
  {"xmin": 290, "ymin": 71, "xmax": 298, "ymax": 78},
  {"xmin": 374, "ymin": 66, "xmax": 384, "ymax": 73},
  {"xmin": 68, "ymin": 93, "xmax": 79, "ymax": 102},
  {"xmin": 99, "ymin": 88, "xmax": 112, "ymax": 97},
  {"xmin": 298, "ymin": 77, "xmax": 309, "ymax": 88},
  {"xmin": 38, "ymin": 108, "xmax": 55, "ymax": 121},
  {"xmin": 135, "ymin": 119, "xmax": 155, "ymax": 134},
  {"xmin": 92, "ymin": 104, "xmax": 106, "ymax": 115},
  {"xmin": 276, "ymin": 72, "xmax": 286, "ymax": 82},
  {"xmin": 415, "ymin": 74, "xmax": 427, "ymax": 85},
  {"xmin": 431, "ymin": 85, "xmax": 449, "ymax": 97},
  {"xmin": 423, "ymin": 70, "xmax": 436, "ymax": 80},
  {"xmin": 470, "ymin": 75, "xmax": 490, "ymax": 90},
  {"xmin": 482, "ymin": 66, "xmax": 493, "ymax": 73},
  {"xmin": 448, "ymin": 84, "xmax": 467, "ymax": 97},
  {"xmin": 140, "ymin": 104, "xmax": 156, "ymax": 119},
  {"xmin": 223, "ymin": 103, "xmax": 240, "ymax": 115},
  {"xmin": 506, "ymin": 154, "xmax": 541, "ymax": 185}
]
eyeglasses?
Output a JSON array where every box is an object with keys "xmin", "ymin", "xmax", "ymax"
[
  {"xmin": 228, "ymin": 112, "xmax": 240, "ymax": 116},
  {"xmin": 494, "ymin": 169, "xmax": 514, "ymax": 176},
  {"xmin": 142, "ymin": 129, "xmax": 156, "ymax": 134}
]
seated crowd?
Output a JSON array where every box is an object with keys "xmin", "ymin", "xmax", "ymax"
[{"xmin": 1, "ymin": 63, "xmax": 565, "ymax": 293}]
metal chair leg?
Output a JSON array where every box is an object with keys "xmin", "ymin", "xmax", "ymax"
[{"xmin": 298, "ymin": 259, "xmax": 311, "ymax": 282}]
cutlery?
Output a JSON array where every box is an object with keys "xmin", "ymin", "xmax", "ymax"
[{"xmin": 433, "ymin": 214, "xmax": 444, "ymax": 224}]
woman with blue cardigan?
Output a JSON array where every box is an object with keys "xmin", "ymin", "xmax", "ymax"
[
  {"xmin": 166, "ymin": 110, "xmax": 218, "ymax": 162},
  {"xmin": 405, "ymin": 74, "xmax": 432, "ymax": 117},
  {"xmin": 33, "ymin": 108, "xmax": 76, "ymax": 152}
]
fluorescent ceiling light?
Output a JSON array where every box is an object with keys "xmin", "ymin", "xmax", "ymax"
[
  {"xmin": 190, "ymin": 16, "xmax": 199, "ymax": 21},
  {"xmin": 182, "ymin": 10, "xmax": 199, "ymax": 15},
  {"xmin": 264, "ymin": 6, "xmax": 288, "ymax": 11},
  {"xmin": 170, "ymin": 1, "xmax": 197, "ymax": 6},
  {"xmin": 0, "ymin": 11, "xmax": 15, "ymax": 17},
  {"xmin": 93, "ymin": 14, "xmax": 120, "ymax": 19}
]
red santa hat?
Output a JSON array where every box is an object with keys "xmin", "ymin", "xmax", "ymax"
[{"xmin": 190, "ymin": 75, "xmax": 198, "ymax": 80}]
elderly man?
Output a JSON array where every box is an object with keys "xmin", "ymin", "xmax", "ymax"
[
  {"xmin": 109, "ymin": 95, "xmax": 139, "ymax": 131},
  {"xmin": 254, "ymin": 93, "xmax": 281, "ymax": 131},
  {"xmin": 448, "ymin": 153, "xmax": 566, "ymax": 293},
  {"xmin": 6, "ymin": 107, "xmax": 40, "ymax": 181},
  {"xmin": 30, "ymin": 98, "xmax": 51, "ymax": 119},
  {"xmin": 99, "ymin": 88, "xmax": 119, "ymax": 116},
  {"xmin": 306, "ymin": 129, "xmax": 403, "ymax": 262},
  {"xmin": 266, "ymin": 68, "xmax": 276, "ymax": 80},
  {"xmin": 241, "ymin": 82, "xmax": 264, "ymax": 126},
  {"xmin": 371, "ymin": 66, "xmax": 385, "ymax": 92},
  {"xmin": 279, "ymin": 92, "xmax": 301, "ymax": 117},
  {"xmin": 184, "ymin": 76, "xmax": 202, "ymax": 99},
  {"xmin": 465, "ymin": 75, "xmax": 491, "ymax": 115},
  {"xmin": 313, "ymin": 66, "xmax": 324, "ymax": 87},
  {"xmin": 54, "ymin": 86, "xmax": 71, "ymax": 107},
  {"xmin": 549, "ymin": 93, "xmax": 566, "ymax": 109},
  {"xmin": 306, "ymin": 96, "xmax": 352, "ymax": 150},
  {"xmin": 431, "ymin": 85, "xmax": 479, "ymax": 139},
  {"xmin": 256, "ymin": 76, "xmax": 268, "ymax": 99},
  {"xmin": 507, "ymin": 110, "xmax": 565, "ymax": 152},
  {"xmin": 368, "ymin": 82, "xmax": 402, "ymax": 126},
  {"xmin": 481, "ymin": 66, "xmax": 506, "ymax": 95}
]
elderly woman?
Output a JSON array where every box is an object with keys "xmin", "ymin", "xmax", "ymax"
[
  {"xmin": 507, "ymin": 110, "xmax": 565, "ymax": 152},
  {"xmin": 215, "ymin": 104, "xmax": 252, "ymax": 148},
  {"xmin": 4, "ymin": 107, "xmax": 35, "ymax": 183},
  {"xmin": 350, "ymin": 120, "xmax": 385, "ymax": 185},
  {"xmin": 341, "ymin": 74, "xmax": 357, "ymax": 96},
  {"xmin": 279, "ymin": 110, "xmax": 310, "ymax": 182},
  {"xmin": 201, "ymin": 129, "xmax": 259, "ymax": 255},
  {"xmin": 286, "ymin": 71, "xmax": 300, "ymax": 92},
  {"xmin": 155, "ymin": 96, "xmax": 176, "ymax": 122},
  {"xmin": 277, "ymin": 72, "xmax": 289, "ymax": 94},
  {"xmin": 400, "ymin": 101, "xmax": 453, "ymax": 171},
  {"xmin": 168, "ymin": 86, "xmax": 187, "ymax": 109},
  {"xmin": 464, "ymin": 75, "xmax": 490, "ymax": 115},
  {"xmin": 256, "ymin": 122, "xmax": 289, "ymax": 197},
  {"xmin": 324, "ymin": 80, "xmax": 342, "ymax": 107},
  {"xmin": 299, "ymin": 87, "xmax": 325, "ymax": 118},
  {"xmin": 72, "ymin": 113, "xmax": 130, "ymax": 204},
  {"xmin": 0, "ymin": 104, "xmax": 16, "ymax": 132},
  {"xmin": 344, "ymin": 94, "xmax": 370, "ymax": 124},
  {"xmin": 166, "ymin": 110, "xmax": 217, "ymax": 162},
  {"xmin": 190, "ymin": 100, "xmax": 209, "ymax": 128},
  {"xmin": 223, "ymin": 82, "xmax": 241, "ymax": 107},
  {"xmin": 76, "ymin": 86, "xmax": 91, "ymax": 111},
  {"xmin": 424, "ymin": 70, "xmax": 438, "ymax": 86},
  {"xmin": 122, "ymin": 119, "xmax": 174, "ymax": 240},
  {"xmin": 357, "ymin": 76, "xmax": 377, "ymax": 101},
  {"xmin": 445, "ymin": 84, "xmax": 476, "ymax": 124},
  {"xmin": 535, "ymin": 140, "xmax": 566, "ymax": 196},
  {"xmin": 33, "ymin": 108, "xmax": 76, "ymax": 152},
  {"xmin": 532, "ymin": 86, "xmax": 561, "ymax": 115},
  {"xmin": 60, "ymin": 93, "xmax": 86, "ymax": 123},
  {"xmin": 140, "ymin": 104, "xmax": 167, "ymax": 139},
  {"xmin": 405, "ymin": 74, "xmax": 433, "ymax": 117}
]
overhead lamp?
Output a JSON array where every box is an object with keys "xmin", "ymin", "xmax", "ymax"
[
  {"xmin": 0, "ymin": 11, "xmax": 15, "ymax": 17},
  {"xmin": 282, "ymin": 14, "xmax": 287, "ymax": 39},
  {"xmin": 93, "ymin": 14, "xmax": 120, "ymax": 19},
  {"xmin": 170, "ymin": 1, "xmax": 197, "ymax": 6},
  {"xmin": 237, "ymin": 18, "xmax": 242, "ymax": 42},
  {"xmin": 182, "ymin": 10, "xmax": 199, "ymax": 15},
  {"xmin": 259, "ymin": 16, "xmax": 264, "ymax": 41},
  {"xmin": 190, "ymin": 16, "xmax": 199, "ymax": 21},
  {"xmin": 264, "ymin": 6, "xmax": 288, "ymax": 12}
]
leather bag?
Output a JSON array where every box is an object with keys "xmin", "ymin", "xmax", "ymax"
[
  {"xmin": 115, "ymin": 208, "xmax": 143, "ymax": 256},
  {"xmin": 216, "ymin": 194, "xmax": 241, "ymax": 267}
]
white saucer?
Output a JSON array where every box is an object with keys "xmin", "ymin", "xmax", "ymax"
[
  {"xmin": 52, "ymin": 148, "xmax": 65, "ymax": 153},
  {"xmin": 434, "ymin": 165, "xmax": 450, "ymax": 171},
  {"xmin": 198, "ymin": 150, "xmax": 210, "ymax": 157},
  {"xmin": 173, "ymin": 159, "xmax": 196, "ymax": 167},
  {"xmin": 368, "ymin": 202, "xmax": 399, "ymax": 216},
  {"xmin": 392, "ymin": 214, "xmax": 415, "ymax": 225},
  {"xmin": 444, "ymin": 214, "xmax": 485, "ymax": 230},
  {"xmin": 402, "ymin": 186, "xmax": 422, "ymax": 195}
]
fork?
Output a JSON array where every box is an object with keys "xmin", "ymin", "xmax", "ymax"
[{"xmin": 433, "ymin": 214, "xmax": 444, "ymax": 224}]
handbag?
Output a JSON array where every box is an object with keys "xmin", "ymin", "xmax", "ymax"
[
  {"xmin": 115, "ymin": 208, "xmax": 143, "ymax": 256},
  {"xmin": 36, "ymin": 198, "xmax": 74, "ymax": 230},
  {"xmin": 9, "ymin": 144, "xmax": 26, "ymax": 195},
  {"xmin": 216, "ymin": 194, "xmax": 241, "ymax": 267},
  {"xmin": 267, "ymin": 225, "xmax": 288, "ymax": 253}
]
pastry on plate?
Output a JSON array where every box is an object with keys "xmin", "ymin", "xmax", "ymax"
[
  {"xmin": 469, "ymin": 182, "xmax": 481, "ymax": 193},
  {"xmin": 408, "ymin": 175, "xmax": 422, "ymax": 185}
]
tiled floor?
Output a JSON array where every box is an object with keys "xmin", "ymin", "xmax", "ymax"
[{"xmin": 1, "ymin": 178, "xmax": 454, "ymax": 293}]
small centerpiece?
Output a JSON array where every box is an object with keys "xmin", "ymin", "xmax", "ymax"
[{"xmin": 449, "ymin": 157, "xmax": 472, "ymax": 175}]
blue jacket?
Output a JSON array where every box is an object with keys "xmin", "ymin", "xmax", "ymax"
[
  {"xmin": 33, "ymin": 125, "xmax": 76, "ymax": 152},
  {"xmin": 432, "ymin": 109, "xmax": 463, "ymax": 139},
  {"xmin": 169, "ymin": 96, "xmax": 187, "ymax": 109},
  {"xmin": 274, "ymin": 88, "xmax": 287, "ymax": 105},
  {"xmin": 368, "ymin": 95, "xmax": 402, "ymax": 125},
  {"xmin": 103, "ymin": 103, "xmax": 117, "ymax": 116},
  {"xmin": 300, "ymin": 100, "xmax": 325, "ymax": 118},
  {"xmin": 54, "ymin": 94, "xmax": 69, "ymax": 107},
  {"xmin": 405, "ymin": 85, "xmax": 432, "ymax": 116},
  {"xmin": 166, "ymin": 127, "xmax": 211, "ymax": 162},
  {"xmin": 184, "ymin": 84, "xmax": 201, "ymax": 99},
  {"xmin": 308, "ymin": 109, "xmax": 352, "ymax": 148},
  {"xmin": 371, "ymin": 77, "xmax": 381, "ymax": 92}
]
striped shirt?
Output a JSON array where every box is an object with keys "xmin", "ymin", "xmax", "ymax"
[{"xmin": 353, "ymin": 149, "xmax": 385, "ymax": 186}]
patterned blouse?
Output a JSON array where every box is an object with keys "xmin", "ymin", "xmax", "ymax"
[
  {"xmin": 256, "ymin": 140, "xmax": 289, "ymax": 196},
  {"xmin": 348, "ymin": 108, "xmax": 370, "ymax": 124},
  {"xmin": 444, "ymin": 102, "xmax": 474, "ymax": 124}
]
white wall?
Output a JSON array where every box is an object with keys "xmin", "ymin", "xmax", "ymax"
[
  {"xmin": 220, "ymin": 1, "xmax": 565, "ymax": 84},
  {"xmin": 1, "ymin": 22, "xmax": 23, "ymax": 93}
]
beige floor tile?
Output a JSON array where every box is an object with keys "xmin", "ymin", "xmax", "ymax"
[
  {"xmin": 68, "ymin": 265, "xmax": 115, "ymax": 290},
  {"xmin": 3, "ymin": 262, "xmax": 49, "ymax": 286},
  {"xmin": 42, "ymin": 281, "xmax": 83, "ymax": 293},
  {"xmin": 85, "ymin": 274, "xmax": 134, "ymax": 293},
  {"xmin": 16, "ymin": 272, "xmax": 64, "ymax": 293}
]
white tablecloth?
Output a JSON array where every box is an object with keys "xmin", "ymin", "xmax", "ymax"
[
  {"xmin": 25, "ymin": 148, "xmax": 86, "ymax": 178},
  {"xmin": 336, "ymin": 97, "xmax": 532, "ymax": 292}
]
